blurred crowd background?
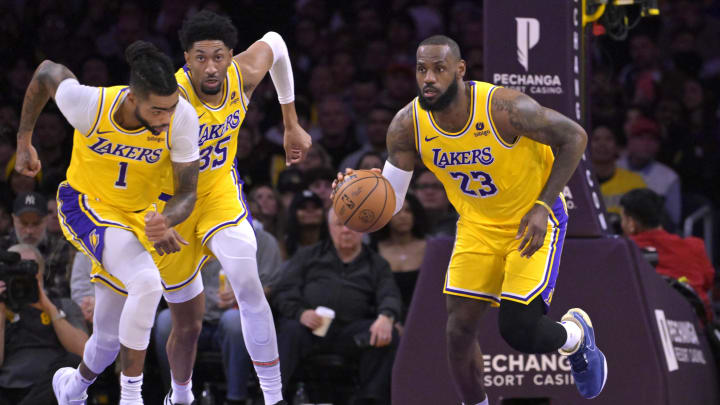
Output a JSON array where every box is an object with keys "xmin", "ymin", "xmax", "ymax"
[{"xmin": 0, "ymin": 0, "xmax": 718, "ymax": 404}]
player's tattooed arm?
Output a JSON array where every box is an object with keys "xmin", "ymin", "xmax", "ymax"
[
  {"xmin": 386, "ymin": 103, "xmax": 417, "ymax": 172},
  {"xmin": 15, "ymin": 60, "xmax": 76, "ymax": 177},
  {"xmin": 163, "ymin": 160, "xmax": 200, "ymax": 226},
  {"xmin": 490, "ymin": 87, "xmax": 587, "ymax": 205},
  {"xmin": 18, "ymin": 60, "xmax": 76, "ymax": 141}
]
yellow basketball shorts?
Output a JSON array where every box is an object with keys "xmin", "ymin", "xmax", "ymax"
[
  {"xmin": 90, "ymin": 166, "xmax": 251, "ymax": 297},
  {"xmin": 443, "ymin": 196, "xmax": 568, "ymax": 310},
  {"xmin": 56, "ymin": 181, "xmax": 157, "ymax": 295}
]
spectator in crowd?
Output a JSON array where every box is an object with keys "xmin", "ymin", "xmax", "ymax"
[
  {"xmin": 0, "ymin": 205, "xmax": 10, "ymax": 239},
  {"xmin": 0, "ymin": 128, "xmax": 13, "ymax": 172},
  {"xmin": 304, "ymin": 167, "xmax": 335, "ymax": 210},
  {"xmin": 153, "ymin": 220, "xmax": 284, "ymax": 405},
  {"xmin": 590, "ymin": 125, "xmax": 647, "ymax": 216},
  {"xmin": 249, "ymin": 184, "xmax": 287, "ymax": 248},
  {"xmin": 339, "ymin": 105, "xmax": 393, "ymax": 172},
  {"xmin": 2, "ymin": 193, "xmax": 48, "ymax": 253},
  {"xmin": 617, "ymin": 117, "xmax": 682, "ymax": 226},
  {"xmin": 412, "ymin": 169, "xmax": 458, "ymax": 238},
  {"xmin": 285, "ymin": 190, "xmax": 328, "ymax": 259},
  {"xmin": 350, "ymin": 73, "xmax": 381, "ymax": 144},
  {"xmin": 3, "ymin": 172, "xmax": 37, "ymax": 211},
  {"xmin": 374, "ymin": 193, "xmax": 427, "ymax": 329},
  {"xmin": 43, "ymin": 195, "xmax": 74, "ymax": 299},
  {"xmin": 379, "ymin": 64, "xmax": 416, "ymax": 111},
  {"xmin": 276, "ymin": 168, "xmax": 306, "ymax": 212},
  {"xmin": 620, "ymin": 188, "xmax": 715, "ymax": 318},
  {"xmin": 357, "ymin": 151, "xmax": 385, "ymax": 171},
  {"xmin": 0, "ymin": 243, "xmax": 88, "ymax": 405},
  {"xmin": 296, "ymin": 143, "xmax": 333, "ymax": 175},
  {"xmin": 311, "ymin": 96, "xmax": 358, "ymax": 168},
  {"xmin": 274, "ymin": 208, "xmax": 402, "ymax": 405},
  {"xmin": 618, "ymin": 31, "xmax": 663, "ymax": 107},
  {"xmin": 70, "ymin": 252, "xmax": 95, "ymax": 326}
]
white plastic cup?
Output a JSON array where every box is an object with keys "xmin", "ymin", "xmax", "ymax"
[{"xmin": 313, "ymin": 306, "xmax": 336, "ymax": 337}]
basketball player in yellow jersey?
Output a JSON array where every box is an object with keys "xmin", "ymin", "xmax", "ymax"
[
  {"xmin": 15, "ymin": 41, "xmax": 200, "ymax": 405},
  {"xmin": 153, "ymin": 11, "xmax": 308, "ymax": 405},
  {"xmin": 334, "ymin": 35, "xmax": 608, "ymax": 403}
]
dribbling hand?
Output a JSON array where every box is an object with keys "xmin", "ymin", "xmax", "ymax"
[
  {"xmin": 330, "ymin": 167, "xmax": 382, "ymax": 201},
  {"xmin": 145, "ymin": 211, "xmax": 188, "ymax": 255}
]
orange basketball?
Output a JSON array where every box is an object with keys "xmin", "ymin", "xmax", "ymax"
[{"xmin": 332, "ymin": 170, "xmax": 396, "ymax": 233}]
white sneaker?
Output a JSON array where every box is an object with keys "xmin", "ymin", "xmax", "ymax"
[{"xmin": 52, "ymin": 367, "xmax": 88, "ymax": 405}]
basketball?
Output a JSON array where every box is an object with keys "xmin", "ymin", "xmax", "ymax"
[{"xmin": 332, "ymin": 170, "xmax": 396, "ymax": 233}]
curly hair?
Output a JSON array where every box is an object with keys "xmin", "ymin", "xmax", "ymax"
[{"xmin": 178, "ymin": 10, "xmax": 238, "ymax": 51}]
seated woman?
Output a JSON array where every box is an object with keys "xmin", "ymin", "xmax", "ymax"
[
  {"xmin": 285, "ymin": 190, "xmax": 328, "ymax": 259},
  {"xmin": 373, "ymin": 193, "xmax": 428, "ymax": 329}
]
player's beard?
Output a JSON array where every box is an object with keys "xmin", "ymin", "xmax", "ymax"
[
  {"xmin": 201, "ymin": 78, "xmax": 222, "ymax": 95},
  {"xmin": 417, "ymin": 76, "xmax": 460, "ymax": 112},
  {"xmin": 134, "ymin": 107, "xmax": 162, "ymax": 135}
]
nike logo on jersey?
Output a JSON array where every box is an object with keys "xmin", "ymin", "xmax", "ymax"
[
  {"xmin": 432, "ymin": 147, "xmax": 494, "ymax": 168},
  {"xmin": 97, "ymin": 129, "xmax": 114, "ymax": 135},
  {"xmin": 198, "ymin": 112, "xmax": 206, "ymax": 119},
  {"xmin": 198, "ymin": 110, "xmax": 242, "ymax": 147},
  {"xmin": 425, "ymin": 135, "xmax": 439, "ymax": 142},
  {"xmin": 88, "ymin": 137, "xmax": 163, "ymax": 163}
]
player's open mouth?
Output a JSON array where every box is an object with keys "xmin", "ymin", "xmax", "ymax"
[
  {"xmin": 205, "ymin": 79, "xmax": 219, "ymax": 85},
  {"xmin": 423, "ymin": 89, "xmax": 438, "ymax": 97}
]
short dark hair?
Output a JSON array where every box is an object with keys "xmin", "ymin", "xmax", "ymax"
[
  {"xmin": 178, "ymin": 10, "xmax": 238, "ymax": 51},
  {"xmin": 418, "ymin": 35, "xmax": 462, "ymax": 60},
  {"xmin": 619, "ymin": 188, "xmax": 664, "ymax": 229},
  {"xmin": 125, "ymin": 41, "xmax": 177, "ymax": 97},
  {"xmin": 373, "ymin": 192, "xmax": 428, "ymax": 241}
]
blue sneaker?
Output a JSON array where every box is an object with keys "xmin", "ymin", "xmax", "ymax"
[{"xmin": 561, "ymin": 308, "xmax": 608, "ymax": 399}]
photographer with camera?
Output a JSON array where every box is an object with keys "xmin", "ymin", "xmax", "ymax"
[{"xmin": 0, "ymin": 244, "xmax": 88, "ymax": 405}]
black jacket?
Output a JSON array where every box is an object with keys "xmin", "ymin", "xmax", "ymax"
[{"xmin": 273, "ymin": 240, "xmax": 402, "ymax": 323}]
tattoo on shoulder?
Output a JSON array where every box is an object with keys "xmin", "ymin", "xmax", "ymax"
[
  {"xmin": 387, "ymin": 104, "xmax": 415, "ymax": 153},
  {"xmin": 491, "ymin": 92, "xmax": 546, "ymax": 134}
]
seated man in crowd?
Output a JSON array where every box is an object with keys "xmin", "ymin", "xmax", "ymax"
[
  {"xmin": 0, "ymin": 243, "xmax": 88, "ymax": 405},
  {"xmin": 620, "ymin": 188, "xmax": 715, "ymax": 317},
  {"xmin": 590, "ymin": 125, "xmax": 646, "ymax": 216},
  {"xmin": 273, "ymin": 209, "xmax": 402, "ymax": 405}
]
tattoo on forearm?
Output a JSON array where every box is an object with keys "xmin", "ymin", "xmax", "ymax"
[{"xmin": 163, "ymin": 160, "xmax": 199, "ymax": 226}]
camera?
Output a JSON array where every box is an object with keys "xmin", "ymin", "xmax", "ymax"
[{"xmin": 0, "ymin": 250, "xmax": 39, "ymax": 311}]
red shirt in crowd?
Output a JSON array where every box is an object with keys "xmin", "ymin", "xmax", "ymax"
[{"xmin": 630, "ymin": 229, "xmax": 715, "ymax": 314}]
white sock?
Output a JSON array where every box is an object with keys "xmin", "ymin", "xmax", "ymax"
[
  {"xmin": 120, "ymin": 372, "xmax": 143, "ymax": 403},
  {"xmin": 66, "ymin": 369, "xmax": 95, "ymax": 399},
  {"xmin": 560, "ymin": 321, "xmax": 583, "ymax": 352},
  {"xmin": 170, "ymin": 373, "xmax": 194, "ymax": 403}
]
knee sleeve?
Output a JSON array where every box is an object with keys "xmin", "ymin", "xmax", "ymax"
[
  {"xmin": 211, "ymin": 223, "xmax": 278, "ymax": 356},
  {"xmin": 119, "ymin": 269, "xmax": 163, "ymax": 350},
  {"xmin": 498, "ymin": 298, "xmax": 565, "ymax": 353}
]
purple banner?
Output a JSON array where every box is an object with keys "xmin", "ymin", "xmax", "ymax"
[
  {"xmin": 483, "ymin": 0, "xmax": 608, "ymax": 237},
  {"xmin": 392, "ymin": 238, "xmax": 720, "ymax": 404}
]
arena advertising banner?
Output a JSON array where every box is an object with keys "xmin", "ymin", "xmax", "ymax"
[
  {"xmin": 483, "ymin": 0, "xmax": 608, "ymax": 237},
  {"xmin": 393, "ymin": 238, "xmax": 720, "ymax": 404}
]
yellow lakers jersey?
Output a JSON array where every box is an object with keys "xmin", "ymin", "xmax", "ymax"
[
  {"xmin": 175, "ymin": 60, "xmax": 247, "ymax": 196},
  {"xmin": 66, "ymin": 86, "xmax": 174, "ymax": 212},
  {"xmin": 413, "ymin": 81, "xmax": 555, "ymax": 225}
]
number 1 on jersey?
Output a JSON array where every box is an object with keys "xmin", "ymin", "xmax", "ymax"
[{"xmin": 115, "ymin": 161, "xmax": 128, "ymax": 189}]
